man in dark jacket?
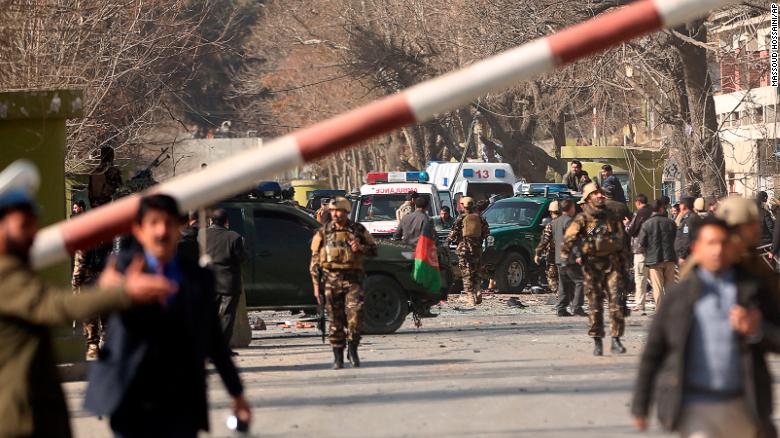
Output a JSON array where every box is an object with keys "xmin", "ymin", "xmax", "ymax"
[
  {"xmin": 638, "ymin": 199, "xmax": 677, "ymax": 310},
  {"xmin": 394, "ymin": 196, "xmax": 433, "ymax": 246},
  {"xmin": 631, "ymin": 218, "xmax": 780, "ymax": 437},
  {"xmin": 626, "ymin": 194, "xmax": 653, "ymax": 313},
  {"xmin": 177, "ymin": 210, "xmax": 199, "ymax": 267},
  {"xmin": 551, "ymin": 200, "xmax": 585, "ymax": 316},
  {"xmin": 206, "ymin": 208, "xmax": 248, "ymax": 342},
  {"xmin": 757, "ymin": 191, "xmax": 774, "ymax": 246},
  {"xmin": 674, "ymin": 197, "xmax": 703, "ymax": 266},
  {"xmin": 85, "ymin": 195, "xmax": 251, "ymax": 437},
  {"xmin": 600, "ymin": 164, "xmax": 626, "ymax": 203}
]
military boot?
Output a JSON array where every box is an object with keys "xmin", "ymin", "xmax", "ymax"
[
  {"xmin": 333, "ymin": 347, "xmax": 345, "ymax": 369},
  {"xmin": 593, "ymin": 338, "xmax": 603, "ymax": 356},
  {"xmin": 85, "ymin": 344, "xmax": 99, "ymax": 361},
  {"xmin": 347, "ymin": 341, "xmax": 360, "ymax": 368},
  {"xmin": 611, "ymin": 337, "xmax": 627, "ymax": 354}
]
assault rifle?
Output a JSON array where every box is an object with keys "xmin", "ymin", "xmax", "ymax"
[{"xmin": 316, "ymin": 267, "xmax": 326, "ymax": 343}]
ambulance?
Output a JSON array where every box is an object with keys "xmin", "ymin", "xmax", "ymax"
[
  {"xmin": 355, "ymin": 171, "xmax": 455, "ymax": 237},
  {"xmin": 425, "ymin": 162, "xmax": 517, "ymax": 207}
]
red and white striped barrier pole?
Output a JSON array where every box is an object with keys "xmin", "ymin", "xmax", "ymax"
[{"xmin": 30, "ymin": 0, "xmax": 736, "ymax": 270}]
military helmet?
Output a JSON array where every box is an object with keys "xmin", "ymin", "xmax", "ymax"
[
  {"xmin": 548, "ymin": 201, "xmax": 560, "ymax": 213},
  {"xmin": 578, "ymin": 182, "xmax": 601, "ymax": 205},
  {"xmin": 460, "ymin": 196, "xmax": 475, "ymax": 209},
  {"xmin": 328, "ymin": 196, "xmax": 352, "ymax": 212},
  {"xmin": 693, "ymin": 197, "xmax": 706, "ymax": 212},
  {"xmin": 715, "ymin": 196, "xmax": 759, "ymax": 226}
]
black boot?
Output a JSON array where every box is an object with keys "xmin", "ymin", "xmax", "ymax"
[
  {"xmin": 611, "ymin": 337, "xmax": 627, "ymax": 354},
  {"xmin": 347, "ymin": 341, "xmax": 361, "ymax": 368},
  {"xmin": 333, "ymin": 347, "xmax": 344, "ymax": 369},
  {"xmin": 593, "ymin": 337, "xmax": 603, "ymax": 356}
]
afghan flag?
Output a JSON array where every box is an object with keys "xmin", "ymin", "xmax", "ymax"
[{"xmin": 412, "ymin": 219, "xmax": 441, "ymax": 292}]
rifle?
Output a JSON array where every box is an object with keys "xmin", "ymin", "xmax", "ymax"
[{"xmin": 316, "ymin": 267, "xmax": 326, "ymax": 343}]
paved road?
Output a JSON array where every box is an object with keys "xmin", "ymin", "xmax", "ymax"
[{"xmin": 64, "ymin": 293, "xmax": 777, "ymax": 437}]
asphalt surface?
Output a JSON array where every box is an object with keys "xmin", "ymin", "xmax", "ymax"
[{"xmin": 64, "ymin": 293, "xmax": 778, "ymax": 437}]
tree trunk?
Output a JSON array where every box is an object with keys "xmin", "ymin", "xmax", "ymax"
[{"xmin": 672, "ymin": 20, "xmax": 726, "ymax": 198}]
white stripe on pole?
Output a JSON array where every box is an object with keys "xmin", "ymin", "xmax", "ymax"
[
  {"xmin": 405, "ymin": 39, "xmax": 555, "ymax": 121},
  {"xmin": 653, "ymin": 0, "xmax": 735, "ymax": 27},
  {"xmin": 30, "ymin": 227, "xmax": 67, "ymax": 271},
  {"xmin": 158, "ymin": 135, "xmax": 303, "ymax": 212}
]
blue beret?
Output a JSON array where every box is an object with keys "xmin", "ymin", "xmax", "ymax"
[{"xmin": 0, "ymin": 188, "xmax": 36, "ymax": 213}]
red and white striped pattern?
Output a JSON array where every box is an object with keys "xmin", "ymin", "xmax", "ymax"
[{"xmin": 30, "ymin": 0, "xmax": 737, "ymax": 270}]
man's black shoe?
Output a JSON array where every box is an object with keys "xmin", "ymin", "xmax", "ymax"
[
  {"xmin": 593, "ymin": 337, "xmax": 603, "ymax": 356},
  {"xmin": 557, "ymin": 309, "xmax": 573, "ymax": 317},
  {"xmin": 611, "ymin": 337, "xmax": 627, "ymax": 354},
  {"xmin": 572, "ymin": 308, "xmax": 588, "ymax": 317},
  {"xmin": 333, "ymin": 347, "xmax": 345, "ymax": 369},
  {"xmin": 347, "ymin": 341, "xmax": 360, "ymax": 368}
]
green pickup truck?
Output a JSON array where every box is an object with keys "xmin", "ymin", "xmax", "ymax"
[
  {"xmin": 481, "ymin": 187, "xmax": 580, "ymax": 292},
  {"xmin": 216, "ymin": 197, "xmax": 451, "ymax": 334}
]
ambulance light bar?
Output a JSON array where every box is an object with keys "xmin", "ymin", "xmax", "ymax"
[
  {"xmin": 367, "ymin": 171, "xmax": 429, "ymax": 185},
  {"xmin": 517, "ymin": 183, "xmax": 570, "ymax": 195}
]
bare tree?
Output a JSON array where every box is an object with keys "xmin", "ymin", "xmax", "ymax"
[{"xmin": 0, "ymin": 0, "xmax": 261, "ymax": 173}]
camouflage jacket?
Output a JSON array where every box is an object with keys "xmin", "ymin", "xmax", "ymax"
[
  {"xmin": 88, "ymin": 165, "xmax": 123, "ymax": 207},
  {"xmin": 560, "ymin": 204, "xmax": 627, "ymax": 261},
  {"xmin": 535, "ymin": 222, "xmax": 555, "ymax": 261},
  {"xmin": 71, "ymin": 246, "xmax": 109, "ymax": 288},
  {"xmin": 447, "ymin": 213, "xmax": 490, "ymax": 248},
  {"xmin": 310, "ymin": 220, "xmax": 378, "ymax": 283}
]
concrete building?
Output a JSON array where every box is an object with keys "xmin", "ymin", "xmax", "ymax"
[{"xmin": 711, "ymin": 11, "xmax": 780, "ymax": 198}]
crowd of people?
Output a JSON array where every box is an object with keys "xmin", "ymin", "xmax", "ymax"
[{"xmin": 4, "ymin": 154, "xmax": 780, "ymax": 437}]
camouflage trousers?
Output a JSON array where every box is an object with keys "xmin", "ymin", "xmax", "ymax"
[
  {"xmin": 324, "ymin": 270, "xmax": 364, "ymax": 348},
  {"xmin": 74, "ymin": 287, "xmax": 107, "ymax": 346},
  {"xmin": 457, "ymin": 243, "xmax": 482, "ymax": 303},
  {"xmin": 545, "ymin": 263, "xmax": 559, "ymax": 294},
  {"xmin": 582, "ymin": 255, "xmax": 625, "ymax": 338},
  {"xmin": 84, "ymin": 316, "xmax": 107, "ymax": 346}
]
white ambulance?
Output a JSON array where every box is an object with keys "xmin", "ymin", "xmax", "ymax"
[
  {"xmin": 426, "ymin": 162, "xmax": 517, "ymax": 207},
  {"xmin": 355, "ymin": 171, "xmax": 455, "ymax": 237}
]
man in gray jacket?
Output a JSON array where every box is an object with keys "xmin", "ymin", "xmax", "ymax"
[
  {"xmin": 552, "ymin": 199, "xmax": 586, "ymax": 316},
  {"xmin": 638, "ymin": 199, "xmax": 677, "ymax": 310},
  {"xmin": 394, "ymin": 197, "xmax": 432, "ymax": 246}
]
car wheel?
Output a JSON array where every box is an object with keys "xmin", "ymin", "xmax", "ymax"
[
  {"xmin": 362, "ymin": 276, "xmax": 409, "ymax": 334},
  {"xmin": 495, "ymin": 252, "xmax": 528, "ymax": 293}
]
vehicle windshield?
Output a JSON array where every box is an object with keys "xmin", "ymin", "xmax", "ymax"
[
  {"xmin": 483, "ymin": 201, "xmax": 541, "ymax": 226},
  {"xmin": 467, "ymin": 183, "xmax": 514, "ymax": 202},
  {"xmin": 358, "ymin": 194, "xmax": 434, "ymax": 222}
]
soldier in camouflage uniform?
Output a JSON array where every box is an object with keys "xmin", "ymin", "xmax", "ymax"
[
  {"xmin": 310, "ymin": 197, "xmax": 378, "ymax": 369},
  {"xmin": 447, "ymin": 197, "xmax": 490, "ymax": 306},
  {"xmin": 87, "ymin": 146, "xmax": 123, "ymax": 208},
  {"xmin": 71, "ymin": 245, "xmax": 111, "ymax": 359},
  {"xmin": 561, "ymin": 183, "xmax": 629, "ymax": 356},
  {"xmin": 535, "ymin": 201, "xmax": 561, "ymax": 295}
]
